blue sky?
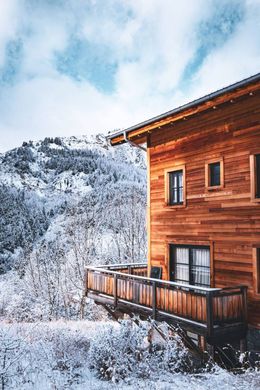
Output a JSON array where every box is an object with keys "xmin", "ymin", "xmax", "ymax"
[{"xmin": 0, "ymin": 0, "xmax": 260, "ymax": 152}]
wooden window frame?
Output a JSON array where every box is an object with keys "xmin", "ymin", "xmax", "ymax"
[
  {"xmin": 165, "ymin": 240, "xmax": 214, "ymax": 287},
  {"xmin": 169, "ymin": 244, "xmax": 211, "ymax": 288},
  {"xmin": 250, "ymin": 154, "xmax": 260, "ymax": 203},
  {"xmin": 205, "ymin": 157, "xmax": 224, "ymax": 190},
  {"xmin": 164, "ymin": 164, "xmax": 186, "ymax": 208},
  {"xmin": 253, "ymin": 247, "xmax": 260, "ymax": 298}
]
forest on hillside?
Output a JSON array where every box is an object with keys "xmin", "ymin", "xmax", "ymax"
[{"xmin": 0, "ymin": 135, "xmax": 147, "ymax": 322}]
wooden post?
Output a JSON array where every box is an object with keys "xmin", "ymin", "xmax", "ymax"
[
  {"xmin": 240, "ymin": 338, "xmax": 247, "ymax": 353},
  {"xmin": 241, "ymin": 286, "xmax": 248, "ymax": 324},
  {"xmin": 114, "ymin": 274, "xmax": 118, "ymax": 307},
  {"xmin": 207, "ymin": 344, "xmax": 215, "ymax": 359},
  {"xmin": 152, "ymin": 281, "xmax": 157, "ymax": 319},
  {"xmin": 85, "ymin": 268, "xmax": 88, "ymax": 296},
  {"xmin": 148, "ymin": 327, "xmax": 153, "ymax": 353},
  {"xmin": 128, "ymin": 265, "xmax": 132, "ymax": 275},
  {"xmin": 240, "ymin": 286, "xmax": 248, "ymax": 353},
  {"xmin": 80, "ymin": 268, "xmax": 88, "ymax": 320},
  {"xmin": 206, "ymin": 291, "xmax": 214, "ymax": 340},
  {"xmin": 206, "ymin": 291, "xmax": 215, "ymax": 359},
  {"xmin": 198, "ymin": 335, "xmax": 206, "ymax": 352}
]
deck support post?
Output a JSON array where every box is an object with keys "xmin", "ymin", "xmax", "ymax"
[
  {"xmin": 206, "ymin": 291, "xmax": 215, "ymax": 359},
  {"xmin": 147, "ymin": 327, "xmax": 154, "ymax": 353},
  {"xmin": 206, "ymin": 291, "xmax": 214, "ymax": 341},
  {"xmin": 240, "ymin": 338, "xmax": 247, "ymax": 353},
  {"xmin": 242, "ymin": 286, "xmax": 248, "ymax": 324},
  {"xmin": 198, "ymin": 335, "xmax": 206, "ymax": 352},
  {"xmin": 207, "ymin": 344, "xmax": 215, "ymax": 359}
]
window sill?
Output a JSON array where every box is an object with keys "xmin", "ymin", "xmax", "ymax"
[
  {"xmin": 206, "ymin": 185, "xmax": 224, "ymax": 191},
  {"xmin": 251, "ymin": 197, "xmax": 260, "ymax": 203},
  {"xmin": 164, "ymin": 202, "xmax": 186, "ymax": 209}
]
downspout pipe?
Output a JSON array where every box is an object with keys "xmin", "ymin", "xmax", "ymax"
[{"xmin": 123, "ymin": 131, "xmax": 147, "ymax": 152}]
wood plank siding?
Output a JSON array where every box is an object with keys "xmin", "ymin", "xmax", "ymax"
[
  {"xmin": 107, "ymin": 75, "xmax": 260, "ymax": 331},
  {"xmin": 147, "ymin": 88, "xmax": 260, "ymax": 329}
]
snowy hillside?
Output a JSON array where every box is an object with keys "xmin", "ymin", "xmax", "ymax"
[
  {"xmin": 0, "ymin": 134, "xmax": 145, "ymax": 195},
  {"xmin": 1, "ymin": 319, "xmax": 259, "ymax": 389},
  {"xmin": 0, "ymin": 134, "xmax": 147, "ymax": 320}
]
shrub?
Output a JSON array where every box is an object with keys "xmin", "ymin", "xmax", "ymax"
[{"xmin": 88, "ymin": 320, "xmax": 196, "ymax": 383}]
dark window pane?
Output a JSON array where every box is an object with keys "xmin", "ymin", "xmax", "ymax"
[
  {"xmin": 256, "ymin": 155, "xmax": 260, "ymax": 198},
  {"xmin": 169, "ymin": 170, "xmax": 183, "ymax": 205},
  {"xmin": 209, "ymin": 162, "xmax": 220, "ymax": 187},
  {"xmin": 173, "ymin": 189, "xmax": 178, "ymax": 203}
]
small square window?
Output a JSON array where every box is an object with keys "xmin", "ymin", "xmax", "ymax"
[{"xmin": 205, "ymin": 159, "xmax": 224, "ymax": 190}]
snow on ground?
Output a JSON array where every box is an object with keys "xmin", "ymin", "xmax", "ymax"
[{"xmin": 0, "ymin": 320, "xmax": 259, "ymax": 390}]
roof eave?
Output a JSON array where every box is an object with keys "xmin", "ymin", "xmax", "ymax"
[{"xmin": 107, "ymin": 72, "xmax": 260, "ymax": 145}]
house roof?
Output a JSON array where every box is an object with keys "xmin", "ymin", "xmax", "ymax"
[{"xmin": 107, "ymin": 72, "xmax": 260, "ymax": 145}]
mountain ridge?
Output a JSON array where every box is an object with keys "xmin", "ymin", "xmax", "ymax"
[{"xmin": 0, "ymin": 133, "xmax": 147, "ymax": 277}]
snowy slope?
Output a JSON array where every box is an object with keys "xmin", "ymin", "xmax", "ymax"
[
  {"xmin": 0, "ymin": 134, "xmax": 147, "ymax": 274},
  {"xmin": 0, "ymin": 320, "xmax": 259, "ymax": 389},
  {"xmin": 0, "ymin": 134, "xmax": 146, "ymax": 196}
]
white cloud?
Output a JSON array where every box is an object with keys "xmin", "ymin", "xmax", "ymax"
[
  {"xmin": 0, "ymin": 72, "xmax": 134, "ymax": 145},
  {"xmin": 0, "ymin": 0, "xmax": 260, "ymax": 152},
  {"xmin": 189, "ymin": 0, "xmax": 260, "ymax": 98},
  {"xmin": 0, "ymin": 0, "xmax": 20, "ymax": 67}
]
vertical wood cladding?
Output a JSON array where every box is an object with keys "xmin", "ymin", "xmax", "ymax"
[{"xmin": 148, "ymin": 91, "xmax": 260, "ymax": 328}]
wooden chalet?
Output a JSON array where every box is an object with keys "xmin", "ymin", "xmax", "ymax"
[{"xmin": 85, "ymin": 73, "xmax": 260, "ymax": 353}]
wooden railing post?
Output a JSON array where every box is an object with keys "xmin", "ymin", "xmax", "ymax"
[
  {"xmin": 206, "ymin": 291, "xmax": 214, "ymax": 340},
  {"xmin": 85, "ymin": 268, "xmax": 88, "ymax": 296},
  {"xmin": 128, "ymin": 265, "xmax": 132, "ymax": 275},
  {"xmin": 152, "ymin": 281, "xmax": 157, "ymax": 319},
  {"xmin": 114, "ymin": 274, "xmax": 118, "ymax": 307},
  {"xmin": 241, "ymin": 286, "xmax": 248, "ymax": 324}
]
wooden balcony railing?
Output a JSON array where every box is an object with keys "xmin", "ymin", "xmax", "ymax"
[{"xmin": 85, "ymin": 263, "xmax": 248, "ymax": 344}]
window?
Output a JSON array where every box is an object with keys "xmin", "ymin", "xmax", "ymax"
[
  {"xmin": 165, "ymin": 165, "xmax": 186, "ymax": 206},
  {"xmin": 169, "ymin": 244, "xmax": 210, "ymax": 287},
  {"xmin": 209, "ymin": 162, "xmax": 220, "ymax": 186},
  {"xmin": 250, "ymin": 154, "xmax": 260, "ymax": 201},
  {"xmin": 205, "ymin": 158, "xmax": 224, "ymax": 189},
  {"xmin": 253, "ymin": 247, "xmax": 260, "ymax": 296},
  {"xmin": 169, "ymin": 170, "xmax": 183, "ymax": 205}
]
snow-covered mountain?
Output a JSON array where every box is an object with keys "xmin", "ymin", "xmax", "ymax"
[
  {"xmin": 0, "ymin": 134, "xmax": 147, "ymax": 276},
  {"xmin": 0, "ymin": 134, "xmax": 146, "ymax": 195}
]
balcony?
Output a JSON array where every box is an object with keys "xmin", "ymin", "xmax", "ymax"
[{"xmin": 85, "ymin": 263, "xmax": 248, "ymax": 346}]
